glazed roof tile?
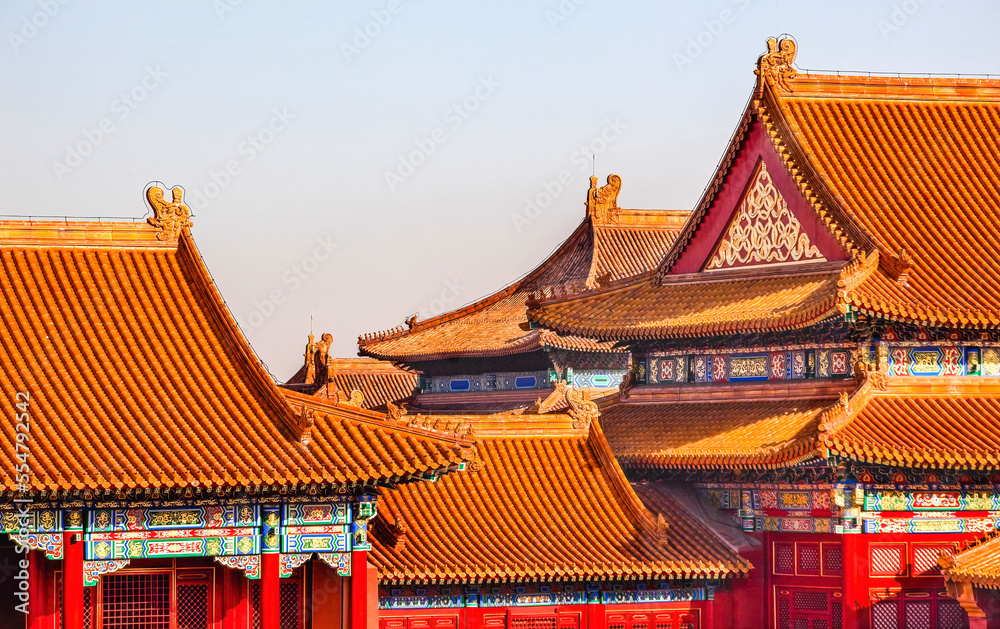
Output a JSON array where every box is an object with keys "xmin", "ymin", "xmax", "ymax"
[
  {"xmin": 359, "ymin": 207, "xmax": 687, "ymax": 361},
  {"xmin": 941, "ymin": 533, "xmax": 1000, "ymax": 590},
  {"xmin": 601, "ymin": 376, "xmax": 1000, "ymax": 471},
  {"xmin": 287, "ymin": 358, "xmax": 420, "ymax": 412},
  {"xmin": 532, "ymin": 263, "xmax": 846, "ymax": 341},
  {"xmin": 370, "ymin": 414, "xmax": 750, "ymax": 582},
  {"xmin": 821, "ymin": 378, "xmax": 1000, "ymax": 470},
  {"xmin": 601, "ymin": 381, "xmax": 848, "ymax": 470},
  {"xmin": 771, "ymin": 75, "xmax": 1000, "ymax": 326},
  {"xmin": 0, "ymin": 221, "xmax": 468, "ymax": 491}
]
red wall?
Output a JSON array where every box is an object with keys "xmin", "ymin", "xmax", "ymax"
[{"xmin": 667, "ymin": 121, "xmax": 847, "ymax": 275}]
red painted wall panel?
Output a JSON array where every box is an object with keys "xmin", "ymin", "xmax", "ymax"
[{"xmin": 668, "ymin": 121, "xmax": 847, "ymax": 275}]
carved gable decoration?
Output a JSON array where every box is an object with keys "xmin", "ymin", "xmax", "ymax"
[{"xmin": 704, "ymin": 162, "xmax": 825, "ymax": 271}]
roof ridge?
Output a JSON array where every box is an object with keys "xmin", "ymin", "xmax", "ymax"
[
  {"xmin": 282, "ymin": 388, "xmax": 475, "ymax": 447},
  {"xmin": 176, "ymin": 231, "xmax": 305, "ymax": 443},
  {"xmin": 585, "ymin": 409, "xmax": 666, "ymax": 541},
  {"xmin": 358, "ymin": 218, "xmax": 593, "ymax": 351},
  {"xmin": 0, "ymin": 218, "xmax": 175, "ymax": 249}
]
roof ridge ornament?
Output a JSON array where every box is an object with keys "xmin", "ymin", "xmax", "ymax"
[
  {"xmin": 303, "ymin": 332, "xmax": 333, "ymax": 385},
  {"xmin": 145, "ymin": 183, "xmax": 193, "ymax": 241},
  {"xmin": 755, "ymin": 35, "xmax": 797, "ymax": 92},
  {"xmin": 587, "ymin": 174, "xmax": 621, "ymax": 223},
  {"xmin": 565, "ymin": 385, "xmax": 600, "ymax": 430}
]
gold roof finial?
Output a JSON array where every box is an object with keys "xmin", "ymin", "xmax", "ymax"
[
  {"xmin": 755, "ymin": 35, "xmax": 797, "ymax": 93},
  {"xmin": 586, "ymin": 174, "xmax": 622, "ymax": 223},
  {"xmin": 145, "ymin": 183, "xmax": 193, "ymax": 241}
]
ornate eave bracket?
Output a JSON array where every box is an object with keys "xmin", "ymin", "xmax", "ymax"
[
  {"xmin": 215, "ymin": 555, "xmax": 261, "ymax": 579},
  {"xmin": 316, "ymin": 551, "xmax": 351, "ymax": 576},
  {"xmin": 10, "ymin": 532, "xmax": 63, "ymax": 559},
  {"xmin": 84, "ymin": 560, "xmax": 130, "ymax": 586},
  {"xmin": 145, "ymin": 183, "xmax": 193, "ymax": 241}
]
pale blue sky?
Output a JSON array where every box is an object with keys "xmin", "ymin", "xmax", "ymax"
[{"xmin": 0, "ymin": 0, "xmax": 995, "ymax": 378}]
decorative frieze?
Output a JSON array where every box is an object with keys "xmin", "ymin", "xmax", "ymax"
[
  {"xmin": 644, "ymin": 347, "xmax": 853, "ymax": 384},
  {"xmin": 423, "ymin": 371, "xmax": 551, "ymax": 393},
  {"xmin": 379, "ymin": 584, "xmax": 709, "ymax": 610}
]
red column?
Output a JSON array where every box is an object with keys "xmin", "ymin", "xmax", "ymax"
[
  {"xmin": 842, "ymin": 535, "xmax": 866, "ymax": 629},
  {"xmin": 351, "ymin": 549, "xmax": 373, "ymax": 629},
  {"xmin": 699, "ymin": 599, "xmax": 713, "ymax": 629},
  {"xmin": 261, "ymin": 553, "xmax": 280, "ymax": 629},
  {"xmin": 62, "ymin": 533, "xmax": 83, "ymax": 629},
  {"xmin": 26, "ymin": 550, "xmax": 42, "ymax": 629}
]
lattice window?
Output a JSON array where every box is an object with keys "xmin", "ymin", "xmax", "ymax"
[
  {"xmin": 912, "ymin": 545, "xmax": 949, "ymax": 575},
  {"xmin": 823, "ymin": 545, "xmax": 843, "ymax": 576},
  {"xmin": 871, "ymin": 600, "xmax": 899, "ymax": 629},
  {"xmin": 870, "ymin": 545, "xmax": 905, "ymax": 577},
  {"xmin": 279, "ymin": 581, "xmax": 301, "ymax": 629},
  {"xmin": 654, "ymin": 622, "xmax": 672, "ymax": 629},
  {"xmin": 778, "ymin": 599, "xmax": 790, "ymax": 629},
  {"xmin": 83, "ymin": 588, "xmax": 93, "ymax": 629},
  {"xmin": 936, "ymin": 600, "xmax": 967, "ymax": 629},
  {"xmin": 812, "ymin": 620, "xmax": 829, "ymax": 629},
  {"xmin": 101, "ymin": 573, "xmax": 171, "ymax": 629},
  {"xmin": 797, "ymin": 544, "xmax": 821, "ymax": 575},
  {"xmin": 511, "ymin": 618, "xmax": 557, "ymax": 629},
  {"xmin": 904, "ymin": 601, "xmax": 931, "ymax": 629},
  {"xmin": 251, "ymin": 581, "xmax": 261, "ymax": 629},
  {"xmin": 608, "ymin": 624, "xmax": 626, "ymax": 629},
  {"xmin": 831, "ymin": 601, "xmax": 842, "ymax": 629},
  {"xmin": 177, "ymin": 583, "xmax": 209, "ymax": 629},
  {"xmin": 793, "ymin": 591, "xmax": 828, "ymax": 612},
  {"xmin": 775, "ymin": 543, "xmax": 795, "ymax": 574},
  {"xmin": 793, "ymin": 619, "xmax": 809, "ymax": 629}
]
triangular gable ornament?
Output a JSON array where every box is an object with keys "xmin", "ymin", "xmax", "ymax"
[{"xmin": 704, "ymin": 161, "xmax": 825, "ymax": 271}]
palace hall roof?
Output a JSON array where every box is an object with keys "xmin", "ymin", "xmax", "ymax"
[
  {"xmin": 366, "ymin": 392, "xmax": 750, "ymax": 582},
  {"xmin": 532, "ymin": 40, "xmax": 1000, "ymax": 338},
  {"xmin": 286, "ymin": 357, "xmax": 419, "ymax": 413},
  {"xmin": 603, "ymin": 377, "xmax": 1000, "ymax": 472},
  {"xmin": 358, "ymin": 182, "xmax": 688, "ymax": 362},
  {"xmin": 941, "ymin": 533, "xmax": 1000, "ymax": 590},
  {"xmin": 0, "ymin": 217, "xmax": 470, "ymax": 492}
]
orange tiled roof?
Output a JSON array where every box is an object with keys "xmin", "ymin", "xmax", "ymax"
[
  {"xmin": 597, "ymin": 375, "xmax": 1000, "ymax": 471},
  {"xmin": 600, "ymin": 381, "xmax": 849, "ymax": 470},
  {"xmin": 370, "ymin": 412, "xmax": 750, "ymax": 582},
  {"xmin": 766, "ymin": 74, "xmax": 1000, "ymax": 327},
  {"xmin": 532, "ymin": 262, "xmax": 848, "ymax": 340},
  {"xmin": 302, "ymin": 358, "xmax": 420, "ymax": 412},
  {"xmin": 820, "ymin": 378, "xmax": 1000, "ymax": 470},
  {"xmin": 941, "ymin": 533, "xmax": 1000, "ymax": 590},
  {"xmin": 359, "ymin": 207, "xmax": 687, "ymax": 361},
  {"xmin": 0, "ymin": 221, "xmax": 468, "ymax": 491}
]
